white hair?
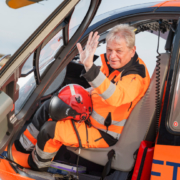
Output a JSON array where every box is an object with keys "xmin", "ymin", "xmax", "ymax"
[{"xmin": 106, "ymin": 24, "xmax": 135, "ymax": 49}]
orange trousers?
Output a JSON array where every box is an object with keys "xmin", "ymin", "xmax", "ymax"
[{"xmin": 14, "ymin": 119, "xmax": 109, "ymax": 170}]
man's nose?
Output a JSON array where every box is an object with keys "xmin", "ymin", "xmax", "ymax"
[{"xmin": 110, "ymin": 51, "xmax": 116, "ymax": 59}]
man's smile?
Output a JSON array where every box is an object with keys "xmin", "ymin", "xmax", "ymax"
[{"xmin": 110, "ymin": 60, "xmax": 119, "ymax": 64}]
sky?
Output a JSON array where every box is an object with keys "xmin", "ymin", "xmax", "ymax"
[
  {"xmin": 0, "ymin": 0, "xmax": 63, "ymax": 55},
  {"xmin": 0, "ymin": 0, "xmax": 165, "ymax": 76}
]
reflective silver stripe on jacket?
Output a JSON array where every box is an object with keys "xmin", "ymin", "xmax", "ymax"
[
  {"xmin": 89, "ymin": 71, "xmax": 106, "ymax": 88},
  {"xmin": 112, "ymin": 119, "xmax": 126, "ymax": 126},
  {"xmin": 32, "ymin": 149, "xmax": 51, "ymax": 169},
  {"xmin": 91, "ymin": 110, "xmax": 127, "ymax": 127},
  {"xmin": 89, "ymin": 71, "xmax": 117, "ymax": 100},
  {"xmin": 91, "ymin": 110, "xmax": 105, "ymax": 125},
  {"xmin": 100, "ymin": 82, "xmax": 116, "ymax": 100},
  {"xmin": 27, "ymin": 123, "xmax": 39, "ymax": 139},
  {"xmin": 19, "ymin": 134, "xmax": 35, "ymax": 151},
  {"xmin": 100, "ymin": 129, "xmax": 121, "ymax": 140},
  {"xmin": 35, "ymin": 144, "xmax": 58, "ymax": 160}
]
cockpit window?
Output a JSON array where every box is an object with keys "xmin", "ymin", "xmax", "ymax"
[
  {"xmin": 69, "ymin": 0, "xmax": 91, "ymax": 39},
  {"xmin": 0, "ymin": 1, "xmax": 63, "ymax": 55},
  {"xmin": 21, "ymin": 53, "xmax": 34, "ymax": 75},
  {"xmin": 169, "ymin": 68, "xmax": 180, "ymax": 132},
  {"xmin": 39, "ymin": 30, "xmax": 63, "ymax": 77},
  {"xmin": 89, "ymin": 1, "xmax": 162, "ymax": 27},
  {"xmin": 15, "ymin": 53, "xmax": 36, "ymax": 114},
  {"xmin": 90, "ymin": 30, "xmax": 166, "ymax": 77}
]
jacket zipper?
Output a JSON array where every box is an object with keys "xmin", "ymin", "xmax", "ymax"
[{"xmin": 85, "ymin": 124, "xmax": 89, "ymax": 148}]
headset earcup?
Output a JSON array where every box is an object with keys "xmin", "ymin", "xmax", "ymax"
[{"xmin": 49, "ymin": 96, "xmax": 80, "ymax": 121}]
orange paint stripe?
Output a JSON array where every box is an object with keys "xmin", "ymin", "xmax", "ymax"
[
  {"xmin": 0, "ymin": 64, "xmax": 5, "ymax": 70},
  {"xmin": 152, "ymin": 0, "xmax": 180, "ymax": 7},
  {"xmin": 161, "ymin": 2, "xmax": 180, "ymax": 6},
  {"xmin": 23, "ymin": 129, "xmax": 37, "ymax": 145},
  {"xmin": 152, "ymin": 1, "xmax": 169, "ymax": 8},
  {"xmin": 151, "ymin": 144, "xmax": 180, "ymax": 180},
  {"xmin": 11, "ymin": 104, "xmax": 14, "ymax": 112},
  {"xmin": 0, "ymin": 159, "xmax": 31, "ymax": 179},
  {"xmin": 4, "ymin": 146, "xmax": 7, "ymax": 151}
]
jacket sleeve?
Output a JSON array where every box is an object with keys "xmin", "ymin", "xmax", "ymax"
[{"xmin": 82, "ymin": 64, "xmax": 143, "ymax": 107}]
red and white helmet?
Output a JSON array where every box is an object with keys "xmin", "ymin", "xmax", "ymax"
[{"xmin": 49, "ymin": 84, "xmax": 92, "ymax": 122}]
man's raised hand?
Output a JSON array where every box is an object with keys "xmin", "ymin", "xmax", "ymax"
[{"xmin": 77, "ymin": 31, "xmax": 100, "ymax": 71}]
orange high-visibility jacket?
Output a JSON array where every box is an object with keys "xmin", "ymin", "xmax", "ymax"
[{"xmin": 83, "ymin": 53, "xmax": 150, "ymax": 139}]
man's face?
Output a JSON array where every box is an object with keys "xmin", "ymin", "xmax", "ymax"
[{"xmin": 106, "ymin": 37, "xmax": 136, "ymax": 69}]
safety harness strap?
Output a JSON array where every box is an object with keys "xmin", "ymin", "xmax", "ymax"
[{"xmin": 100, "ymin": 149, "xmax": 115, "ymax": 180}]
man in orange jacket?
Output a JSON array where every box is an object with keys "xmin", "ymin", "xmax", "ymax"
[{"xmin": 12, "ymin": 24, "xmax": 150, "ymax": 171}]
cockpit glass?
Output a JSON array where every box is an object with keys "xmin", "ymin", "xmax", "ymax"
[
  {"xmin": 169, "ymin": 68, "xmax": 180, "ymax": 132},
  {"xmin": 15, "ymin": 53, "xmax": 36, "ymax": 114},
  {"xmin": 68, "ymin": 1, "xmax": 162, "ymax": 40},
  {"xmin": 39, "ymin": 30, "xmax": 63, "ymax": 77},
  {"xmin": 0, "ymin": 1, "xmax": 63, "ymax": 56},
  {"xmin": 69, "ymin": 0, "xmax": 91, "ymax": 39},
  {"xmin": 90, "ymin": 1, "xmax": 162, "ymax": 27}
]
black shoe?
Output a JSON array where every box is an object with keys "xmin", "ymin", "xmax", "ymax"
[{"xmin": 28, "ymin": 153, "xmax": 49, "ymax": 172}]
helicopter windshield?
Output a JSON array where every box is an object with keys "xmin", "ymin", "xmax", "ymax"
[{"xmin": 14, "ymin": 0, "xmax": 91, "ymax": 114}]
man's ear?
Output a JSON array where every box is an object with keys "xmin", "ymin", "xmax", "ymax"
[{"xmin": 131, "ymin": 46, "xmax": 136, "ymax": 57}]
